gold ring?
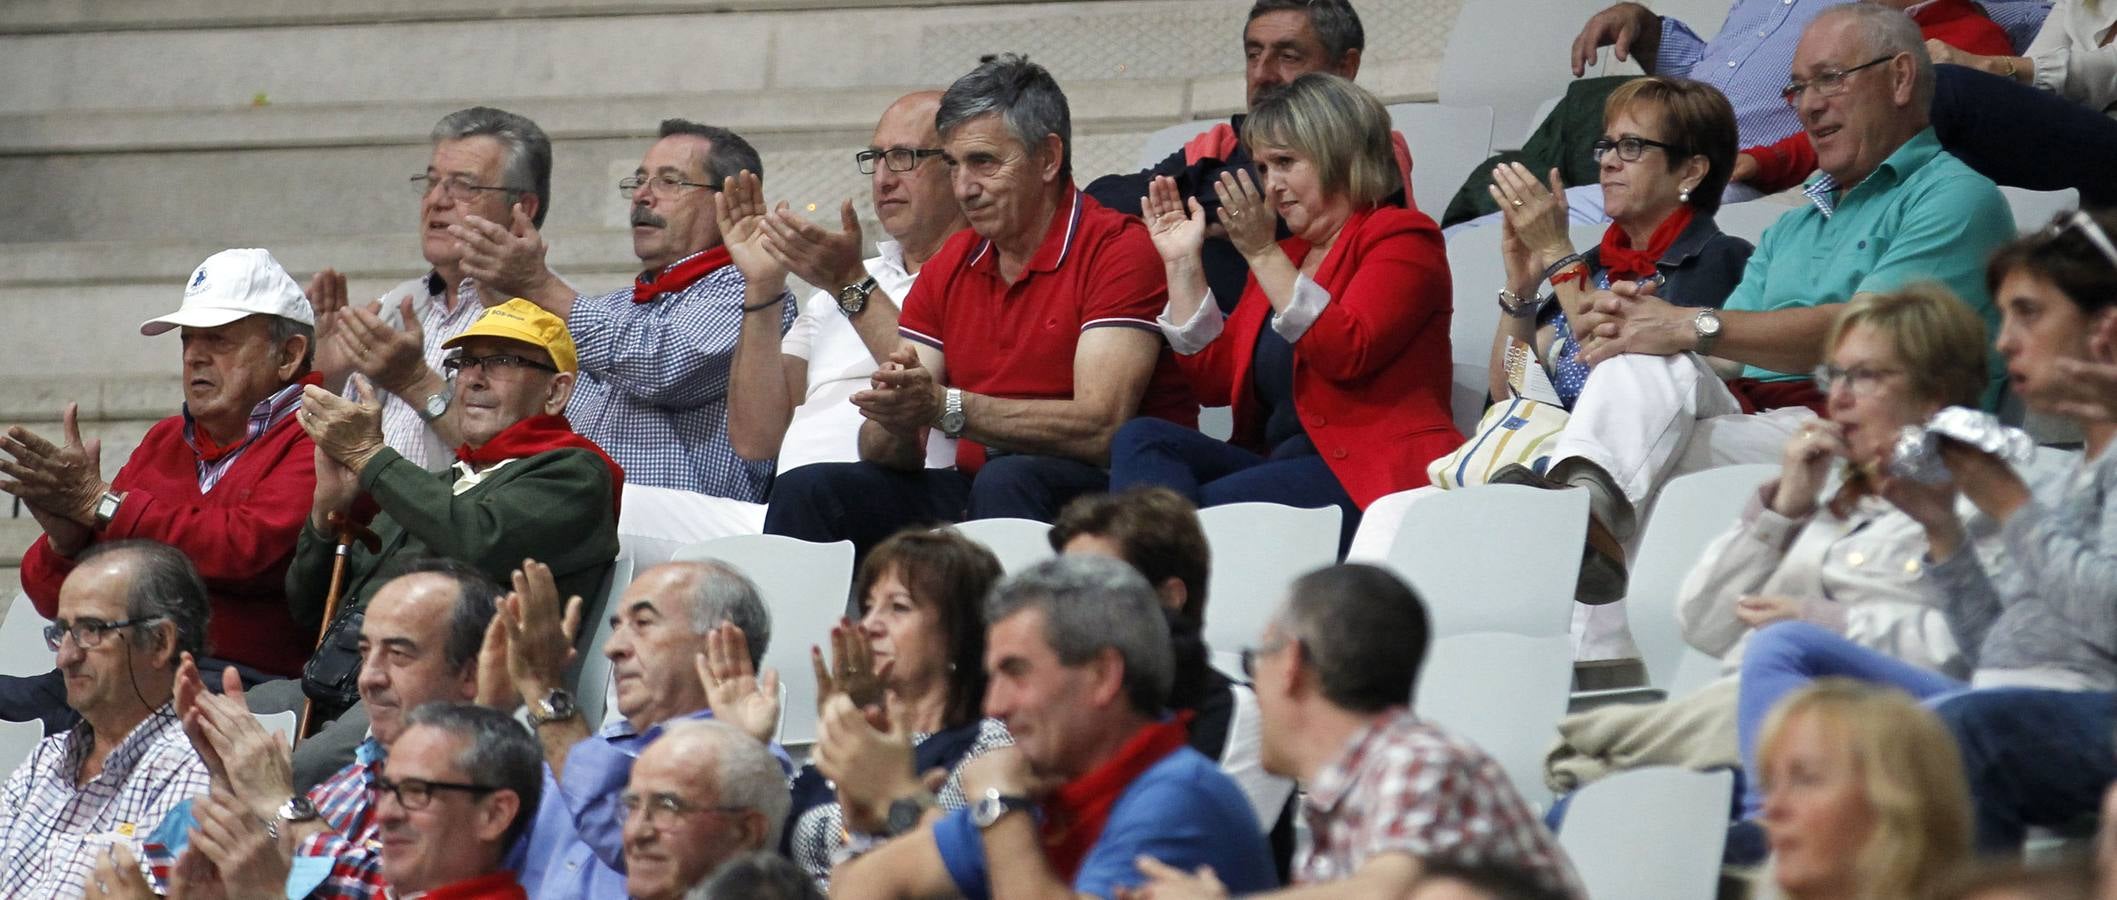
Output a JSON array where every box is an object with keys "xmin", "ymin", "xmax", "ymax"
[{"xmin": 1512, "ymin": 199, "xmax": 1524, "ymax": 208}]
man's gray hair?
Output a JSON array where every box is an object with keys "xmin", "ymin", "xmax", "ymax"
[
  {"xmin": 263, "ymin": 315, "xmax": 315, "ymax": 376},
  {"xmin": 657, "ymin": 120, "xmax": 765, "ymax": 188},
  {"xmin": 402, "ymin": 702, "xmax": 545, "ymax": 847},
  {"xmin": 430, "ymin": 106, "xmax": 554, "ymax": 228},
  {"xmin": 1817, "ymin": 3, "xmax": 1934, "ymax": 110},
  {"xmin": 660, "ymin": 719, "xmax": 792, "ymax": 849},
  {"xmin": 984, "ymin": 556, "xmax": 1172, "ymax": 717},
  {"xmin": 75, "ymin": 540, "xmax": 208, "ymax": 663},
  {"xmin": 936, "ymin": 54, "xmax": 1073, "ymax": 179},
  {"xmin": 1246, "ymin": 0, "xmax": 1366, "ymax": 63},
  {"xmin": 658, "ymin": 561, "xmax": 770, "ymax": 669}
]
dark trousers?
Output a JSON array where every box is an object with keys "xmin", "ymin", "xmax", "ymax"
[
  {"xmin": 1107, "ymin": 417, "xmax": 1360, "ymax": 556},
  {"xmin": 1933, "ymin": 63, "xmax": 2117, "ymax": 209},
  {"xmin": 0, "ymin": 657, "xmax": 277, "ymax": 736},
  {"xmin": 1933, "ymin": 688, "xmax": 2117, "ymax": 852},
  {"xmin": 763, "ymin": 455, "xmax": 1110, "ymax": 558}
]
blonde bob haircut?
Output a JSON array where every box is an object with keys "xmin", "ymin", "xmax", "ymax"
[
  {"xmin": 1823, "ymin": 284, "xmax": 1989, "ymax": 409},
  {"xmin": 1240, "ymin": 72, "xmax": 1400, "ymax": 209},
  {"xmin": 1756, "ymin": 679, "xmax": 1973, "ymax": 900}
]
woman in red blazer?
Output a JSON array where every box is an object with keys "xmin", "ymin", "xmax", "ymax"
[{"xmin": 1108, "ymin": 72, "xmax": 1459, "ymax": 549}]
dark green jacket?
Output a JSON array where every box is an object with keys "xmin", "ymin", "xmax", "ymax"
[{"xmin": 287, "ymin": 446, "xmax": 619, "ymax": 630}]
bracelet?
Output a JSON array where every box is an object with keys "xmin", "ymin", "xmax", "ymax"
[
  {"xmin": 1539, "ymin": 253, "xmax": 1586, "ymax": 285},
  {"xmin": 1497, "ymin": 288, "xmax": 1547, "ymax": 318},
  {"xmin": 1996, "ymin": 56, "xmax": 2018, "ymax": 79},
  {"xmin": 742, "ymin": 297, "xmax": 781, "ymax": 313},
  {"xmin": 1549, "ymin": 263, "xmax": 1590, "ymax": 290}
]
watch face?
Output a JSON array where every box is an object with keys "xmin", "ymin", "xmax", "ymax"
[
  {"xmin": 972, "ymin": 796, "xmax": 1004, "ymax": 828},
  {"xmin": 938, "ymin": 411, "xmax": 967, "ymax": 437},
  {"xmin": 887, "ymin": 798, "xmax": 924, "ymax": 834},
  {"xmin": 281, "ymin": 795, "xmax": 319, "ymax": 822}
]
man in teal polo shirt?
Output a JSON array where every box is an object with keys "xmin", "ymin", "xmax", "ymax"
[{"xmin": 1498, "ymin": 3, "xmax": 2013, "ymax": 602}]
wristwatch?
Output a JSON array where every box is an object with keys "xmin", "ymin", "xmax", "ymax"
[
  {"xmin": 1692, "ymin": 308, "xmax": 1725, "ymax": 356},
  {"xmin": 1496, "ymin": 288, "xmax": 1546, "ymax": 319},
  {"xmin": 526, "ymin": 688, "xmax": 578, "ymax": 728},
  {"xmin": 936, "ymin": 388, "xmax": 967, "ymax": 438},
  {"xmin": 91, "ymin": 492, "xmax": 123, "ymax": 530},
  {"xmin": 969, "ymin": 788, "xmax": 1035, "ymax": 830},
  {"xmin": 416, "ymin": 389, "xmax": 452, "ymax": 424},
  {"xmin": 836, "ymin": 275, "xmax": 879, "ymax": 316},
  {"xmin": 265, "ymin": 794, "xmax": 320, "ymax": 840},
  {"xmin": 884, "ymin": 793, "xmax": 936, "ymax": 837}
]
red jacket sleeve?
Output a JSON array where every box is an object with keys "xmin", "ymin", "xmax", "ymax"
[
  {"xmin": 1740, "ymin": 132, "xmax": 1820, "ymax": 195},
  {"xmin": 104, "ymin": 430, "xmax": 314, "ymax": 587},
  {"xmin": 1923, "ymin": 12, "xmax": 2016, "ymax": 57},
  {"xmin": 1295, "ymin": 215, "xmax": 1452, "ymax": 385}
]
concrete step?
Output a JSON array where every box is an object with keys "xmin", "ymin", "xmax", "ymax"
[{"xmin": 3, "ymin": 0, "xmax": 1065, "ymax": 34}]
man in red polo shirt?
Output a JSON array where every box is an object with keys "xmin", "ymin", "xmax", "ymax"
[
  {"xmin": 760, "ymin": 54, "xmax": 1195, "ymax": 555},
  {"xmin": 1, "ymin": 248, "xmax": 319, "ymax": 732}
]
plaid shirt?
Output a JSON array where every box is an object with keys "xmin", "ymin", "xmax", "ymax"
[
  {"xmin": 180, "ymin": 379, "xmax": 308, "ymax": 493},
  {"xmin": 371, "ymin": 272, "xmax": 488, "ymax": 471},
  {"xmin": 0, "ymin": 706, "xmax": 210, "ymax": 899},
  {"xmin": 290, "ymin": 738, "xmax": 389, "ymax": 900},
  {"xmin": 565, "ymin": 252, "xmax": 793, "ymax": 499},
  {"xmin": 1298, "ymin": 708, "xmax": 1584, "ymax": 898}
]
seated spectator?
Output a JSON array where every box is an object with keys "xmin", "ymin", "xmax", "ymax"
[
  {"xmin": 4, "ymin": 249, "xmax": 317, "ymax": 731},
  {"xmin": 0, "ymin": 542, "xmax": 211, "ymax": 896},
  {"xmin": 787, "ymin": 529, "xmax": 1011, "ymax": 886},
  {"xmin": 1753, "ymin": 680, "xmax": 1972, "ymax": 899},
  {"xmin": 1108, "ymin": 72, "xmax": 1455, "ymax": 548},
  {"xmin": 1084, "ymin": 0, "xmax": 1411, "ymax": 310},
  {"xmin": 620, "ymin": 719, "xmax": 789, "ymax": 900},
  {"xmin": 288, "ymin": 298, "xmax": 620, "ymax": 720},
  {"xmin": 1129, "ymin": 564, "xmax": 1581, "ymax": 898},
  {"xmin": 454, "ymin": 120, "xmax": 793, "ymax": 501},
  {"xmin": 1544, "ymin": 286, "xmax": 2007, "ymax": 801},
  {"xmin": 374, "ymin": 703, "xmax": 543, "ymax": 898},
  {"xmin": 1921, "ymin": 210, "xmax": 2117, "ymax": 854},
  {"xmin": 762, "ymin": 54, "xmax": 1197, "ymax": 556},
  {"xmin": 723, "ymin": 91, "xmax": 965, "ymax": 499},
  {"xmin": 148, "ymin": 560, "xmax": 501, "ymax": 898},
  {"xmin": 502, "ymin": 559, "xmax": 782, "ymax": 900},
  {"xmin": 1492, "ymin": 4, "xmax": 2014, "ymax": 599},
  {"xmin": 689, "ymin": 852, "xmax": 825, "ymax": 900},
  {"xmin": 830, "ymin": 556, "xmax": 1277, "ymax": 898},
  {"xmin": 307, "ymin": 106, "xmax": 554, "ymax": 472},
  {"xmin": 1049, "ymin": 488, "xmax": 1298, "ymax": 874}
]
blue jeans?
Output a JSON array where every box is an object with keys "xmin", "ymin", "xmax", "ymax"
[
  {"xmin": 1932, "ymin": 63, "xmax": 2117, "ymax": 209},
  {"xmin": 1934, "ymin": 688, "xmax": 2117, "ymax": 852},
  {"xmin": 1734, "ymin": 622, "xmax": 1967, "ymax": 818},
  {"xmin": 1106, "ymin": 417, "xmax": 1359, "ymax": 555},
  {"xmin": 762, "ymin": 455, "xmax": 1108, "ymax": 558}
]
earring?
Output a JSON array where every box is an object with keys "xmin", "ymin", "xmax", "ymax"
[{"xmin": 1679, "ymin": 188, "xmax": 1692, "ymax": 203}]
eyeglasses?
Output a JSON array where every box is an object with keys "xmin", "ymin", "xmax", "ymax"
[
  {"xmin": 1780, "ymin": 54, "xmax": 1899, "ymax": 107},
  {"xmin": 619, "ymin": 791, "xmax": 748, "ymax": 830},
  {"xmin": 411, "ymin": 174, "xmax": 518, "ymax": 202},
  {"xmin": 2042, "ymin": 210, "xmax": 2117, "ymax": 271},
  {"xmin": 441, "ymin": 353, "xmax": 560, "ymax": 377},
  {"xmin": 1591, "ymin": 136, "xmax": 1679, "ymax": 164},
  {"xmin": 43, "ymin": 616, "xmax": 165, "ymax": 652},
  {"xmin": 856, "ymin": 148, "xmax": 946, "ymax": 174},
  {"xmin": 1238, "ymin": 635, "xmax": 1301, "ymax": 681},
  {"xmin": 619, "ymin": 173, "xmax": 719, "ymax": 200},
  {"xmin": 370, "ymin": 773, "xmax": 499, "ymax": 811},
  {"xmin": 1813, "ymin": 363, "xmax": 1906, "ymax": 397}
]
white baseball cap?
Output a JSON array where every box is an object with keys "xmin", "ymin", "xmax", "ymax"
[{"xmin": 140, "ymin": 248, "xmax": 316, "ymax": 336}]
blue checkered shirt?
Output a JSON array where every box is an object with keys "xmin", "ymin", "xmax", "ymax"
[
  {"xmin": 565, "ymin": 253, "xmax": 794, "ymax": 499},
  {"xmin": 1657, "ymin": 0, "xmax": 2051, "ymax": 147},
  {"xmin": 0, "ymin": 706, "xmax": 210, "ymax": 899}
]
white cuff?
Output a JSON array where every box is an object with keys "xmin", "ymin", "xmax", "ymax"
[
  {"xmin": 1269, "ymin": 274, "xmax": 1332, "ymax": 343},
  {"xmin": 1159, "ymin": 291, "xmax": 1226, "ymax": 356}
]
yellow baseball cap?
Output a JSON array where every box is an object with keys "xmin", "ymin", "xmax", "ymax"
[{"xmin": 442, "ymin": 299, "xmax": 578, "ymax": 373}]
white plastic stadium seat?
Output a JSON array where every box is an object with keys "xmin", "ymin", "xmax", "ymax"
[
  {"xmin": 0, "ymin": 719, "xmax": 43, "ymax": 778},
  {"xmin": 671, "ymin": 535, "xmax": 854, "ymax": 747},
  {"xmin": 577, "ymin": 547, "xmax": 638, "ymax": 730},
  {"xmin": 1558, "ymin": 766, "xmax": 1735, "ymax": 900},
  {"xmin": 1444, "ymin": 224, "xmax": 1508, "ymax": 434},
  {"xmin": 254, "ymin": 709, "xmax": 298, "ymax": 750},
  {"xmin": 1384, "ymin": 102, "xmax": 1495, "ymax": 217},
  {"xmin": 1383, "ymin": 484, "xmax": 1587, "ymax": 639},
  {"xmin": 1623, "ymin": 465, "xmax": 1777, "ymax": 699},
  {"xmin": 1438, "ymin": 0, "xmax": 1608, "ymax": 146},
  {"xmin": 1197, "ymin": 503, "xmax": 1342, "ymax": 671},
  {"xmin": 2001, "ymin": 186, "xmax": 2079, "ymax": 234},
  {"xmin": 1415, "ymin": 631, "xmax": 1576, "ymax": 809},
  {"xmin": 951, "ymin": 518, "xmax": 1055, "ymax": 576},
  {"xmin": 0, "ymin": 592, "xmax": 50, "ymax": 678}
]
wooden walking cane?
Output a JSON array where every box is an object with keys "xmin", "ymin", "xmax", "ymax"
[{"xmin": 297, "ymin": 510, "xmax": 380, "ymax": 739}]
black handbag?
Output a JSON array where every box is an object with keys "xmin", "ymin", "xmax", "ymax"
[{"xmin": 301, "ymin": 606, "xmax": 365, "ymax": 715}]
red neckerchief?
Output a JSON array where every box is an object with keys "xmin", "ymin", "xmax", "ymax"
[
  {"xmin": 454, "ymin": 414, "xmax": 626, "ymax": 516},
  {"xmin": 1598, "ymin": 204, "xmax": 1695, "ymax": 282},
  {"xmin": 411, "ymin": 871, "xmax": 528, "ymax": 900},
  {"xmin": 632, "ymin": 246, "xmax": 732, "ymax": 303},
  {"xmin": 1039, "ymin": 712, "xmax": 1194, "ymax": 881},
  {"xmin": 192, "ymin": 372, "xmax": 324, "ymax": 462}
]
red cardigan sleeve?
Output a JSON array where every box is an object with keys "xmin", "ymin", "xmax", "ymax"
[
  {"xmin": 1293, "ymin": 213, "xmax": 1451, "ymax": 385},
  {"xmin": 1739, "ymin": 133, "xmax": 1819, "ymax": 195}
]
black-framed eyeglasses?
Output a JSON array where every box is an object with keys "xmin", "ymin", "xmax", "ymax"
[
  {"xmin": 618, "ymin": 790, "xmax": 748, "ymax": 830},
  {"xmin": 411, "ymin": 174, "xmax": 518, "ymax": 202},
  {"xmin": 1812, "ymin": 363, "xmax": 1906, "ymax": 397},
  {"xmin": 856, "ymin": 148, "xmax": 946, "ymax": 174},
  {"xmin": 2041, "ymin": 210, "xmax": 2117, "ymax": 271},
  {"xmin": 619, "ymin": 173, "xmax": 719, "ymax": 199},
  {"xmin": 1239, "ymin": 635, "xmax": 1302, "ymax": 680},
  {"xmin": 43, "ymin": 616, "xmax": 165, "ymax": 652},
  {"xmin": 370, "ymin": 773, "xmax": 499, "ymax": 811},
  {"xmin": 1780, "ymin": 54, "xmax": 1899, "ymax": 107},
  {"xmin": 1591, "ymin": 136, "xmax": 1680, "ymax": 164},
  {"xmin": 441, "ymin": 353, "xmax": 560, "ymax": 377}
]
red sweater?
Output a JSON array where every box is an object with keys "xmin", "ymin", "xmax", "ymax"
[
  {"xmin": 1738, "ymin": 0, "xmax": 2016, "ymax": 193},
  {"xmin": 20, "ymin": 412, "xmax": 317, "ymax": 676},
  {"xmin": 1173, "ymin": 206, "xmax": 1461, "ymax": 509}
]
